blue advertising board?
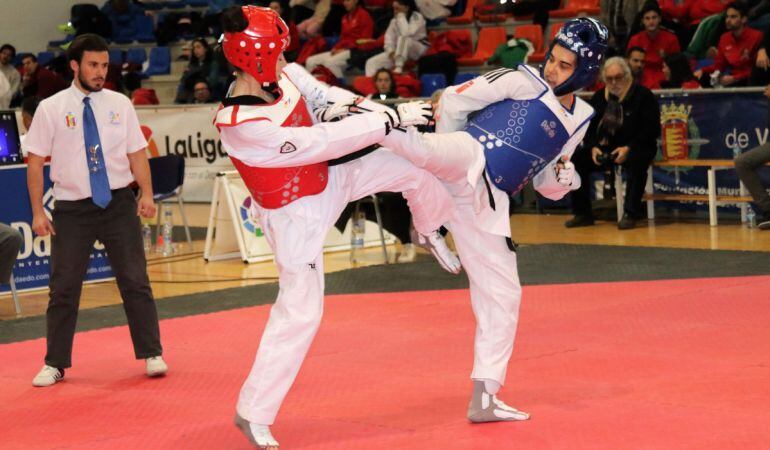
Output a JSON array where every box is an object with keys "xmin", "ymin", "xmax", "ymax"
[
  {"xmin": 655, "ymin": 90, "xmax": 770, "ymax": 201},
  {"xmin": 0, "ymin": 164, "xmax": 113, "ymax": 293}
]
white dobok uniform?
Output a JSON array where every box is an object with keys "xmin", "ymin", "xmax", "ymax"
[
  {"xmin": 293, "ymin": 63, "xmax": 595, "ymax": 386},
  {"xmin": 216, "ymin": 69, "xmax": 455, "ymax": 425}
]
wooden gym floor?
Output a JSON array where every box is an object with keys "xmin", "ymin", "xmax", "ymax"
[{"xmin": 2, "ymin": 203, "xmax": 768, "ymax": 320}]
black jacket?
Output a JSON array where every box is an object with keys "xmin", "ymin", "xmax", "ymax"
[{"xmin": 582, "ymin": 83, "xmax": 661, "ymax": 165}]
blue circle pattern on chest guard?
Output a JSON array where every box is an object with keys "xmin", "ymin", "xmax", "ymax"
[{"xmin": 465, "ymin": 99, "xmax": 570, "ymax": 195}]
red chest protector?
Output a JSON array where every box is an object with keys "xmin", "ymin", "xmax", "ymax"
[{"xmin": 215, "ymin": 75, "xmax": 329, "ymax": 209}]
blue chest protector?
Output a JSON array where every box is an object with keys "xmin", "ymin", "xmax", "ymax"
[{"xmin": 465, "ymin": 98, "xmax": 570, "ymax": 195}]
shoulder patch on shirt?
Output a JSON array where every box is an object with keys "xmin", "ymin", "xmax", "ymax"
[{"xmin": 280, "ymin": 141, "xmax": 297, "ymax": 154}]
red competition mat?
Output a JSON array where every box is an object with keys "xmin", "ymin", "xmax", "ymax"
[{"xmin": 2, "ymin": 276, "xmax": 770, "ymax": 449}]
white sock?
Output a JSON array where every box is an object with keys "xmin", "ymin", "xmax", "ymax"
[{"xmin": 481, "ymin": 379, "xmax": 501, "ymax": 395}]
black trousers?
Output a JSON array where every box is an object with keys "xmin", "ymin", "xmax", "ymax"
[
  {"xmin": 570, "ymin": 147, "xmax": 653, "ymax": 218},
  {"xmin": 45, "ymin": 188, "xmax": 162, "ymax": 368}
]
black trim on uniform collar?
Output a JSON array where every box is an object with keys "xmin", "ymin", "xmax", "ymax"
[{"xmin": 221, "ymin": 95, "xmax": 269, "ymax": 106}]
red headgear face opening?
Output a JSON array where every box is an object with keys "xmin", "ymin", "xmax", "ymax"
[{"xmin": 222, "ymin": 6, "xmax": 290, "ymax": 84}]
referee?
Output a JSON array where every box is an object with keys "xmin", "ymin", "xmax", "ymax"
[{"xmin": 25, "ymin": 34, "xmax": 167, "ymax": 387}]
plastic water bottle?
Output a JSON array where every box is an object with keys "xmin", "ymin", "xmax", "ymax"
[
  {"xmin": 142, "ymin": 221, "xmax": 152, "ymax": 253},
  {"xmin": 349, "ymin": 211, "xmax": 365, "ymax": 266},
  {"xmin": 161, "ymin": 209, "xmax": 174, "ymax": 256},
  {"xmin": 746, "ymin": 205, "xmax": 757, "ymax": 228},
  {"xmin": 732, "ymin": 146, "xmax": 742, "ymax": 159}
]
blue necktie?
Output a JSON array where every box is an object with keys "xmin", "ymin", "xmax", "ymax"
[{"xmin": 82, "ymin": 97, "xmax": 112, "ymax": 208}]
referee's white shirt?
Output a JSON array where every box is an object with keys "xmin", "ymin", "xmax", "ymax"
[{"xmin": 25, "ymin": 83, "xmax": 148, "ymax": 201}]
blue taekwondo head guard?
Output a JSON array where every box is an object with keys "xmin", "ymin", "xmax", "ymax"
[{"xmin": 541, "ymin": 17, "xmax": 609, "ymax": 96}]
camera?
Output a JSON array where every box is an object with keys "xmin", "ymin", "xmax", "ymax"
[{"xmin": 596, "ymin": 149, "xmax": 615, "ymax": 168}]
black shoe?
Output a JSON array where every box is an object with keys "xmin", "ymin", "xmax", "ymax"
[
  {"xmin": 564, "ymin": 215, "xmax": 595, "ymax": 228},
  {"xmin": 618, "ymin": 214, "xmax": 636, "ymax": 230},
  {"xmin": 758, "ymin": 212, "xmax": 770, "ymax": 230}
]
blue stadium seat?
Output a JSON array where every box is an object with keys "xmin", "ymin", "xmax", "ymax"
[
  {"xmin": 454, "ymin": 72, "xmax": 479, "ymax": 85},
  {"xmin": 108, "ymin": 48, "xmax": 124, "ymax": 65},
  {"xmin": 143, "ymin": 47, "xmax": 171, "ymax": 76},
  {"xmin": 126, "ymin": 47, "xmax": 147, "ymax": 65},
  {"xmin": 420, "ymin": 73, "xmax": 446, "ymax": 97},
  {"xmin": 36, "ymin": 51, "xmax": 54, "ymax": 67},
  {"xmin": 135, "ymin": 15, "xmax": 156, "ymax": 43}
]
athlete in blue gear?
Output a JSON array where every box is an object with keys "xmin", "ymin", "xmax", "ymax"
[{"xmin": 285, "ymin": 17, "xmax": 609, "ymax": 423}]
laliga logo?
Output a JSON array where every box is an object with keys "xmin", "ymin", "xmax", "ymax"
[
  {"xmin": 140, "ymin": 125, "xmax": 162, "ymax": 158},
  {"xmin": 239, "ymin": 197, "xmax": 264, "ymax": 237}
]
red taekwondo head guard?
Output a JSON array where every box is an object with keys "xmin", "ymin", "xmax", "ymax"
[{"xmin": 222, "ymin": 6, "xmax": 290, "ymax": 85}]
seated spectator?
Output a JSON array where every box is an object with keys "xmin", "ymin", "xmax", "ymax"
[
  {"xmin": 415, "ymin": 0, "xmax": 456, "ymax": 21},
  {"xmin": 0, "ymin": 71, "xmax": 10, "ymax": 109},
  {"xmin": 21, "ymin": 54, "xmax": 68, "ymax": 100},
  {"xmin": 101, "ymin": 0, "xmax": 145, "ymax": 42},
  {"xmin": 367, "ymin": 68, "xmax": 399, "ymax": 99},
  {"xmin": 0, "ymin": 44, "xmax": 21, "ymax": 102},
  {"xmin": 626, "ymin": 46, "xmax": 646, "ymax": 85},
  {"xmin": 297, "ymin": 0, "xmax": 331, "ymax": 40},
  {"xmin": 695, "ymin": 2, "xmax": 763, "ymax": 87},
  {"xmin": 735, "ymin": 83, "xmax": 770, "ymax": 230},
  {"xmin": 364, "ymin": 0, "xmax": 427, "ymax": 76},
  {"xmin": 662, "ymin": 0, "xmax": 729, "ymax": 29},
  {"xmin": 175, "ymin": 38, "xmax": 227, "ymax": 103},
  {"xmin": 661, "ymin": 52, "xmax": 702, "ymax": 88},
  {"xmin": 627, "ymin": 3, "xmax": 680, "ymax": 89},
  {"xmin": 305, "ymin": 0, "xmax": 374, "ymax": 78},
  {"xmin": 191, "ymin": 79, "xmax": 214, "ymax": 103},
  {"xmin": 752, "ymin": 19, "xmax": 770, "ymax": 85},
  {"xmin": 196, "ymin": 0, "xmax": 236, "ymax": 37},
  {"xmin": 565, "ymin": 57, "xmax": 661, "ymax": 230}
]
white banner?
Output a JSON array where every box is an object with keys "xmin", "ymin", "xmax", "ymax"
[{"xmin": 136, "ymin": 105, "xmax": 231, "ymax": 202}]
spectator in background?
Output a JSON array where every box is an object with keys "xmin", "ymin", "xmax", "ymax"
[
  {"xmin": 296, "ymin": 0, "xmax": 332, "ymax": 40},
  {"xmin": 660, "ymin": 52, "xmax": 701, "ymax": 88},
  {"xmin": 305, "ymin": 0, "xmax": 374, "ymax": 78},
  {"xmin": 415, "ymin": 0, "xmax": 456, "ymax": 21},
  {"xmin": 175, "ymin": 38, "xmax": 226, "ymax": 103},
  {"xmin": 101, "ymin": 0, "xmax": 145, "ymax": 42},
  {"xmin": 627, "ymin": 2, "xmax": 680, "ymax": 89},
  {"xmin": 0, "ymin": 44, "xmax": 21, "ymax": 101},
  {"xmin": 367, "ymin": 68, "xmax": 399, "ymax": 100},
  {"xmin": 695, "ymin": 2, "xmax": 763, "ymax": 87},
  {"xmin": 661, "ymin": 0, "xmax": 730, "ymax": 29},
  {"xmin": 364, "ymin": 0, "xmax": 427, "ymax": 75},
  {"xmin": 191, "ymin": 79, "xmax": 214, "ymax": 103},
  {"xmin": 565, "ymin": 57, "xmax": 660, "ymax": 230},
  {"xmin": 601, "ymin": 0, "xmax": 644, "ymax": 50},
  {"xmin": 487, "ymin": 34, "xmax": 535, "ymax": 69},
  {"xmin": 0, "ymin": 71, "xmax": 10, "ymax": 109},
  {"xmin": 735, "ymin": 83, "xmax": 770, "ymax": 230},
  {"xmin": 626, "ymin": 46, "xmax": 646, "ymax": 84},
  {"xmin": 197, "ymin": 0, "xmax": 236, "ymax": 36},
  {"xmin": 752, "ymin": 16, "xmax": 770, "ymax": 85},
  {"xmin": 21, "ymin": 54, "xmax": 68, "ymax": 100}
]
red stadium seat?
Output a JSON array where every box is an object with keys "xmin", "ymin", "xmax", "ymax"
[
  {"xmin": 457, "ymin": 26, "xmax": 507, "ymax": 66},
  {"xmin": 515, "ymin": 24, "xmax": 545, "ymax": 62}
]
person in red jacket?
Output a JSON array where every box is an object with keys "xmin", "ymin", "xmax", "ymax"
[
  {"xmin": 21, "ymin": 54, "xmax": 69, "ymax": 100},
  {"xmin": 627, "ymin": 3, "xmax": 680, "ymax": 89},
  {"xmin": 305, "ymin": 0, "xmax": 374, "ymax": 77},
  {"xmin": 661, "ymin": 0, "xmax": 731, "ymax": 27},
  {"xmin": 695, "ymin": 2, "xmax": 764, "ymax": 87}
]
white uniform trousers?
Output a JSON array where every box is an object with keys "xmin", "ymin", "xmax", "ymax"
[
  {"xmin": 305, "ymin": 49, "xmax": 352, "ymax": 79},
  {"xmin": 237, "ymin": 148, "xmax": 455, "ymax": 425},
  {"xmin": 364, "ymin": 38, "xmax": 429, "ymax": 76},
  {"xmin": 382, "ymin": 129, "xmax": 521, "ymax": 385}
]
